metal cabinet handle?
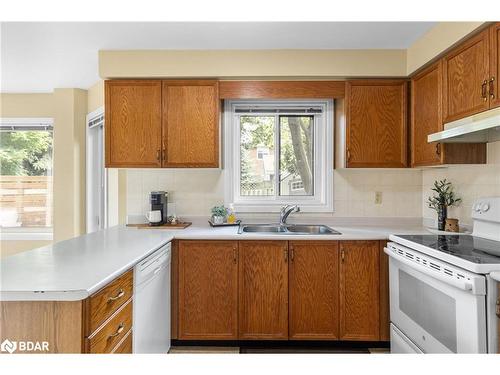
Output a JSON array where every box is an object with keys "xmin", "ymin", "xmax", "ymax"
[
  {"xmin": 108, "ymin": 323, "xmax": 125, "ymax": 338},
  {"xmin": 233, "ymin": 247, "xmax": 237, "ymax": 264},
  {"xmin": 490, "ymin": 77, "xmax": 495, "ymax": 99},
  {"xmin": 290, "ymin": 246, "xmax": 294, "ymax": 262},
  {"xmin": 284, "ymin": 249, "xmax": 288, "ymax": 263},
  {"xmin": 341, "ymin": 249, "xmax": 345, "ymax": 263},
  {"xmin": 162, "ymin": 148, "xmax": 166, "ymax": 161},
  {"xmin": 496, "ymin": 299, "xmax": 500, "ymax": 318},
  {"xmin": 482, "ymin": 80, "xmax": 488, "ymax": 101},
  {"xmin": 156, "ymin": 149, "xmax": 161, "ymax": 162},
  {"xmin": 346, "ymin": 148, "xmax": 352, "ymax": 162},
  {"xmin": 108, "ymin": 289, "xmax": 125, "ymax": 302},
  {"xmin": 435, "ymin": 143, "xmax": 441, "ymax": 156}
]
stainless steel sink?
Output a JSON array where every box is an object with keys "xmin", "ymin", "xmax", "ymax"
[
  {"xmin": 238, "ymin": 224, "xmax": 341, "ymax": 235},
  {"xmin": 238, "ymin": 224, "xmax": 287, "ymax": 233},
  {"xmin": 286, "ymin": 224, "xmax": 341, "ymax": 235}
]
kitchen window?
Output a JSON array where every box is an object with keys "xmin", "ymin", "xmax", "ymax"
[
  {"xmin": 223, "ymin": 100, "xmax": 333, "ymax": 212},
  {"xmin": 0, "ymin": 118, "xmax": 54, "ymax": 240}
]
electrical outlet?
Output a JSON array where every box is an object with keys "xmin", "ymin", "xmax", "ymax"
[{"xmin": 375, "ymin": 191, "xmax": 383, "ymax": 204}]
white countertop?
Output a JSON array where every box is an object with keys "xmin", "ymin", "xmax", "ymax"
[{"xmin": 1, "ymin": 218, "xmax": 430, "ymax": 301}]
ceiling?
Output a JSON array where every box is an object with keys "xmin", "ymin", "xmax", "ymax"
[{"xmin": 1, "ymin": 22, "xmax": 436, "ymax": 93}]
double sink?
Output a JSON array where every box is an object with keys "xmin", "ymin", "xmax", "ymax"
[{"xmin": 238, "ymin": 224, "xmax": 341, "ymax": 235}]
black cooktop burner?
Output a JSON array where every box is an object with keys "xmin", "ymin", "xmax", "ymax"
[{"xmin": 395, "ymin": 234, "xmax": 500, "ymax": 264}]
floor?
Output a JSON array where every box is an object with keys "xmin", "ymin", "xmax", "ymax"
[{"xmin": 170, "ymin": 346, "xmax": 390, "ymax": 354}]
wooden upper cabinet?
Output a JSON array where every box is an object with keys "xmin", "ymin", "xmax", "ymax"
[
  {"xmin": 411, "ymin": 61, "xmax": 487, "ymax": 167},
  {"xmin": 442, "ymin": 29, "xmax": 490, "ymax": 123},
  {"xmin": 178, "ymin": 240, "xmax": 238, "ymax": 340},
  {"xmin": 339, "ymin": 240, "xmax": 380, "ymax": 341},
  {"xmin": 105, "ymin": 80, "xmax": 162, "ymax": 168},
  {"xmin": 411, "ymin": 62, "xmax": 443, "ymax": 167},
  {"xmin": 345, "ymin": 80, "xmax": 408, "ymax": 168},
  {"xmin": 490, "ymin": 22, "xmax": 500, "ymax": 109},
  {"xmin": 238, "ymin": 241, "xmax": 288, "ymax": 340},
  {"xmin": 289, "ymin": 241, "xmax": 339, "ymax": 340},
  {"xmin": 162, "ymin": 80, "xmax": 219, "ymax": 167}
]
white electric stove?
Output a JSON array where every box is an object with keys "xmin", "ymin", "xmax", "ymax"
[{"xmin": 386, "ymin": 197, "xmax": 500, "ymax": 354}]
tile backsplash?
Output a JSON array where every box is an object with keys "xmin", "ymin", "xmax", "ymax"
[
  {"xmin": 125, "ymin": 141, "xmax": 500, "ymax": 224},
  {"xmin": 421, "ymin": 141, "xmax": 500, "ymax": 226},
  {"xmin": 125, "ymin": 168, "xmax": 423, "ymax": 218}
]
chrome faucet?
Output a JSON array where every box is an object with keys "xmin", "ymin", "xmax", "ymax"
[{"xmin": 279, "ymin": 204, "xmax": 300, "ymax": 225}]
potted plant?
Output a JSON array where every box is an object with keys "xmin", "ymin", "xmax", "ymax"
[
  {"xmin": 427, "ymin": 179, "xmax": 461, "ymax": 231},
  {"xmin": 211, "ymin": 205, "xmax": 227, "ymax": 225}
]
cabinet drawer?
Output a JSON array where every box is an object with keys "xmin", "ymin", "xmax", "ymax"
[
  {"xmin": 86, "ymin": 270, "xmax": 133, "ymax": 334},
  {"xmin": 86, "ymin": 299, "xmax": 133, "ymax": 353},
  {"xmin": 112, "ymin": 330, "xmax": 133, "ymax": 354}
]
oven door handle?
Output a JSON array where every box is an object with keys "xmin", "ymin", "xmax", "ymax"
[
  {"xmin": 384, "ymin": 247, "xmax": 484, "ymax": 295},
  {"xmin": 491, "ymin": 271, "xmax": 500, "ymax": 283}
]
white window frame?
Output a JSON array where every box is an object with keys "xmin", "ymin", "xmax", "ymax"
[
  {"xmin": 0, "ymin": 117, "xmax": 54, "ymax": 241},
  {"xmin": 223, "ymin": 100, "xmax": 334, "ymax": 213}
]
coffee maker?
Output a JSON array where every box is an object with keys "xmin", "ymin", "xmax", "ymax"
[{"xmin": 150, "ymin": 191, "xmax": 168, "ymax": 225}]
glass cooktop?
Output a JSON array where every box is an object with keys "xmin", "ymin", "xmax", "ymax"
[{"xmin": 395, "ymin": 234, "xmax": 500, "ymax": 264}]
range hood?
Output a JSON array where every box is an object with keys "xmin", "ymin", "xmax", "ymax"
[{"xmin": 428, "ymin": 107, "xmax": 500, "ymax": 143}]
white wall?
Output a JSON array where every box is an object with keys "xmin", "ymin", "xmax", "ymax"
[{"xmin": 126, "ymin": 168, "xmax": 423, "ymax": 219}]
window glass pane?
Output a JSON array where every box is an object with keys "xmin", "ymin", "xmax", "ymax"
[
  {"xmin": 0, "ymin": 130, "xmax": 53, "ymax": 229},
  {"xmin": 279, "ymin": 116, "xmax": 314, "ymax": 196},
  {"xmin": 240, "ymin": 116, "xmax": 275, "ymax": 196}
]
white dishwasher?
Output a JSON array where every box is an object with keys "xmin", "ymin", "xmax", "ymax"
[{"xmin": 133, "ymin": 243, "xmax": 171, "ymax": 353}]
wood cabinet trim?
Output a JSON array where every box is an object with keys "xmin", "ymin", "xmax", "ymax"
[{"xmin": 219, "ymin": 80, "xmax": 345, "ymax": 99}]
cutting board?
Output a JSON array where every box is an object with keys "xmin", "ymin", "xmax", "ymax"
[{"xmin": 126, "ymin": 222, "xmax": 192, "ymax": 229}]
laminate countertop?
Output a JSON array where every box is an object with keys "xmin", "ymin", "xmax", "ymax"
[{"xmin": 1, "ymin": 218, "xmax": 432, "ymax": 302}]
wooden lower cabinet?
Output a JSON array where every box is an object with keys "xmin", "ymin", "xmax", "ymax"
[
  {"xmin": 178, "ymin": 240, "xmax": 238, "ymax": 340},
  {"xmin": 289, "ymin": 241, "xmax": 339, "ymax": 340},
  {"xmin": 379, "ymin": 241, "xmax": 390, "ymax": 341},
  {"xmin": 339, "ymin": 241, "xmax": 380, "ymax": 341},
  {"xmin": 238, "ymin": 241, "xmax": 289, "ymax": 340},
  {"xmin": 0, "ymin": 269, "xmax": 134, "ymax": 354}
]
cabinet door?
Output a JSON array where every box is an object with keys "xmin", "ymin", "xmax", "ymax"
[
  {"xmin": 162, "ymin": 80, "xmax": 219, "ymax": 167},
  {"xmin": 442, "ymin": 29, "xmax": 490, "ymax": 122},
  {"xmin": 379, "ymin": 241, "xmax": 390, "ymax": 341},
  {"xmin": 105, "ymin": 80, "xmax": 162, "ymax": 167},
  {"xmin": 289, "ymin": 241, "xmax": 339, "ymax": 340},
  {"xmin": 238, "ymin": 241, "xmax": 288, "ymax": 340},
  {"xmin": 411, "ymin": 62, "xmax": 443, "ymax": 167},
  {"xmin": 490, "ymin": 22, "xmax": 500, "ymax": 109},
  {"xmin": 178, "ymin": 240, "xmax": 238, "ymax": 340},
  {"xmin": 339, "ymin": 241, "xmax": 380, "ymax": 341},
  {"xmin": 345, "ymin": 80, "xmax": 408, "ymax": 168}
]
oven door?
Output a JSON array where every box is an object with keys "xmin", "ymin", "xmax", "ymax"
[
  {"xmin": 386, "ymin": 243, "xmax": 487, "ymax": 353},
  {"xmin": 487, "ymin": 272, "xmax": 500, "ymax": 353}
]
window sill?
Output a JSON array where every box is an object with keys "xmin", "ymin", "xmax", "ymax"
[{"xmin": 0, "ymin": 231, "xmax": 53, "ymax": 241}]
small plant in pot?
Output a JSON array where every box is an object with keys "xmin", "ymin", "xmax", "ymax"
[
  {"xmin": 427, "ymin": 179, "xmax": 461, "ymax": 231},
  {"xmin": 211, "ymin": 205, "xmax": 227, "ymax": 225}
]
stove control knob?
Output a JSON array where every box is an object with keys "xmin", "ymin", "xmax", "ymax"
[
  {"xmin": 474, "ymin": 203, "xmax": 481, "ymax": 212},
  {"xmin": 481, "ymin": 203, "xmax": 490, "ymax": 212}
]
